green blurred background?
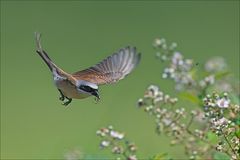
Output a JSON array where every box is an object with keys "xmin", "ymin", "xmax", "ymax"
[{"xmin": 1, "ymin": 1, "xmax": 239, "ymax": 159}]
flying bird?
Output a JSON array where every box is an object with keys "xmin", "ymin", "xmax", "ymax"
[{"xmin": 35, "ymin": 33, "xmax": 141, "ymax": 106}]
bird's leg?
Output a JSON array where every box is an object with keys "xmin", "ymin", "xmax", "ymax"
[
  {"xmin": 58, "ymin": 89, "xmax": 65, "ymax": 101},
  {"xmin": 94, "ymin": 96, "xmax": 100, "ymax": 103},
  {"xmin": 58, "ymin": 89, "xmax": 72, "ymax": 106},
  {"xmin": 63, "ymin": 97, "xmax": 72, "ymax": 106},
  {"xmin": 92, "ymin": 89, "xmax": 100, "ymax": 103}
]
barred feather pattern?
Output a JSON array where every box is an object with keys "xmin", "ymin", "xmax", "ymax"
[{"xmin": 72, "ymin": 46, "xmax": 141, "ymax": 85}]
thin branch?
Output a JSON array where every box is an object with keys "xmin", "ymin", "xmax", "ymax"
[
  {"xmin": 223, "ymin": 134, "xmax": 239, "ymax": 159},
  {"xmin": 186, "ymin": 114, "xmax": 194, "ymax": 130}
]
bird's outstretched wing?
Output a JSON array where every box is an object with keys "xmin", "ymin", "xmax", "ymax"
[{"xmin": 72, "ymin": 46, "xmax": 141, "ymax": 85}]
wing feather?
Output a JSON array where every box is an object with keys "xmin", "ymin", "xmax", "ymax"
[{"xmin": 72, "ymin": 46, "xmax": 141, "ymax": 85}]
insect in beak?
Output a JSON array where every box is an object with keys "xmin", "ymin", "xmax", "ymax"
[{"xmin": 92, "ymin": 90, "xmax": 100, "ymax": 100}]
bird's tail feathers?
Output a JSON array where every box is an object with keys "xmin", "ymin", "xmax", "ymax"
[
  {"xmin": 35, "ymin": 32, "xmax": 73, "ymax": 81},
  {"xmin": 35, "ymin": 32, "xmax": 65, "ymax": 74}
]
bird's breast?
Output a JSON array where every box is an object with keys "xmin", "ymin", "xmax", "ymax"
[{"xmin": 54, "ymin": 79, "xmax": 90, "ymax": 99}]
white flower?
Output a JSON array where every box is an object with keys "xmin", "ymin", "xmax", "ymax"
[
  {"xmin": 216, "ymin": 144, "xmax": 223, "ymax": 151},
  {"xmin": 205, "ymin": 57, "xmax": 226, "ymax": 72},
  {"xmin": 231, "ymin": 155, "xmax": 237, "ymax": 160},
  {"xmin": 216, "ymin": 98, "xmax": 230, "ymax": 108},
  {"xmin": 214, "ymin": 117, "xmax": 229, "ymax": 126},
  {"xmin": 162, "ymin": 118, "xmax": 172, "ymax": 126},
  {"xmin": 172, "ymin": 52, "xmax": 183, "ymax": 65},
  {"xmin": 153, "ymin": 38, "xmax": 165, "ymax": 47},
  {"xmin": 108, "ymin": 125, "xmax": 113, "ymax": 130},
  {"xmin": 110, "ymin": 131, "xmax": 124, "ymax": 139},
  {"xmin": 96, "ymin": 130, "xmax": 106, "ymax": 137},
  {"xmin": 161, "ymin": 55, "xmax": 167, "ymax": 61},
  {"xmin": 147, "ymin": 85, "xmax": 159, "ymax": 97},
  {"xmin": 154, "ymin": 96, "xmax": 163, "ymax": 104},
  {"xmin": 154, "ymin": 38, "xmax": 162, "ymax": 46},
  {"xmin": 170, "ymin": 42, "xmax": 177, "ymax": 50},
  {"xmin": 96, "ymin": 127, "xmax": 110, "ymax": 137},
  {"xmin": 162, "ymin": 73, "xmax": 168, "ymax": 78},
  {"xmin": 100, "ymin": 140, "xmax": 110, "ymax": 148},
  {"xmin": 137, "ymin": 98, "xmax": 144, "ymax": 107},
  {"xmin": 204, "ymin": 75, "xmax": 215, "ymax": 85},
  {"xmin": 128, "ymin": 155, "xmax": 138, "ymax": 160},
  {"xmin": 185, "ymin": 59, "xmax": 193, "ymax": 65},
  {"xmin": 111, "ymin": 146, "xmax": 123, "ymax": 154}
]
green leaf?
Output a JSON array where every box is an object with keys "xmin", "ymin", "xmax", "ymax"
[
  {"xmin": 190, "ymin": 67, "xmax": 198, "ymax": 80},
  {"xmin": 235, "ymin": 129, "xmax": 240, "ymax": 138},
  {"xmin": 213, "ymin": 152, "xmax": 231, "ymax": 160},
  {"xmin": 150, "ymin": 153, "xmax": 172, "ymax": 160},
  {"xmin": 214, "ymin": 71, "xmax": 231, "ymax": 80},
  {"xmin": 234, "ymin": 117, "xmax": 240, "ymax": 126},
  {"xmin": 207, "ymin": 131, "xmax": 218, "ymax": 144},
  {"xmin": 179, "ymin": 92, "xmax": 200, "ymax": 105}
]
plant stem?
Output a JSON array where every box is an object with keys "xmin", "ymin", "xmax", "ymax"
[
  {"xmin": 186, "ymin": 114, "xmax": 194, "ymax": 130},
  {"xmin": 223, "ymin": 133, "xmax": 239, "ymax": 159}
]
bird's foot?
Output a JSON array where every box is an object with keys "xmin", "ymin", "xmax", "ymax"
[
  {"xmin": 94, "ymin": 97, "xmax": 100, "ymax": 103},
  {"xmin": 62, "ymin": 98, "xmax": 72, "ymax": 106},
  {"xmin": 58, "ymin": 89, "xmax": 65, "ymax": 101},
  {"xmin": 59, "ymin": 95, "xmax": 65, "ymax": 101}
]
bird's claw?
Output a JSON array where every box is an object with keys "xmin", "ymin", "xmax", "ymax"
[
  {"xmin": 62, "ymin": 102, "xmax": 69, "ymax": 106},
  {"xmin": 58, "ymin": 89, "xmax": 71, "ymax": 106},
  {"xmin": 62, "ymin": 98, "xmax": 72, "ymax": 106},
  {"xmin": 94, "ymin": 97, "xmax": 100, "ymax": 103},
  {"xmin": 59, "ymin": 96, "xmax": 65, "ymax": 101}
]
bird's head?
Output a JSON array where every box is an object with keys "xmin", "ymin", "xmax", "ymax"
[{"xmin": 77, "ymin": 80, "xmax": 100, "ymax": 99}]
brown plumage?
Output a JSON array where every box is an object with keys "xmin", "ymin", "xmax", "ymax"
[
  {"xmin": 35, "ymin": 32, "xmax": 141, "ymax": 105},
  {"xmin": 72, "ymin": 46, "xmax": 141, "ymax": 85}
]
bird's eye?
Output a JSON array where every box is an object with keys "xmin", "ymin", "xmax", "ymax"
[{"xmin": 79, "ymin": 85, "xmax": 93, "ymax": 92}]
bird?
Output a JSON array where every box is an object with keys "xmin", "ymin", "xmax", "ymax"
[{"xmin": 35, "ymin": 32, "xmax": 141, "ymax": 106}]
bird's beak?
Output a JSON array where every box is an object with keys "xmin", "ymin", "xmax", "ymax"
[{"xmin": 92, "ymin": 90, "xmax": 100, "ymax": 100}]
